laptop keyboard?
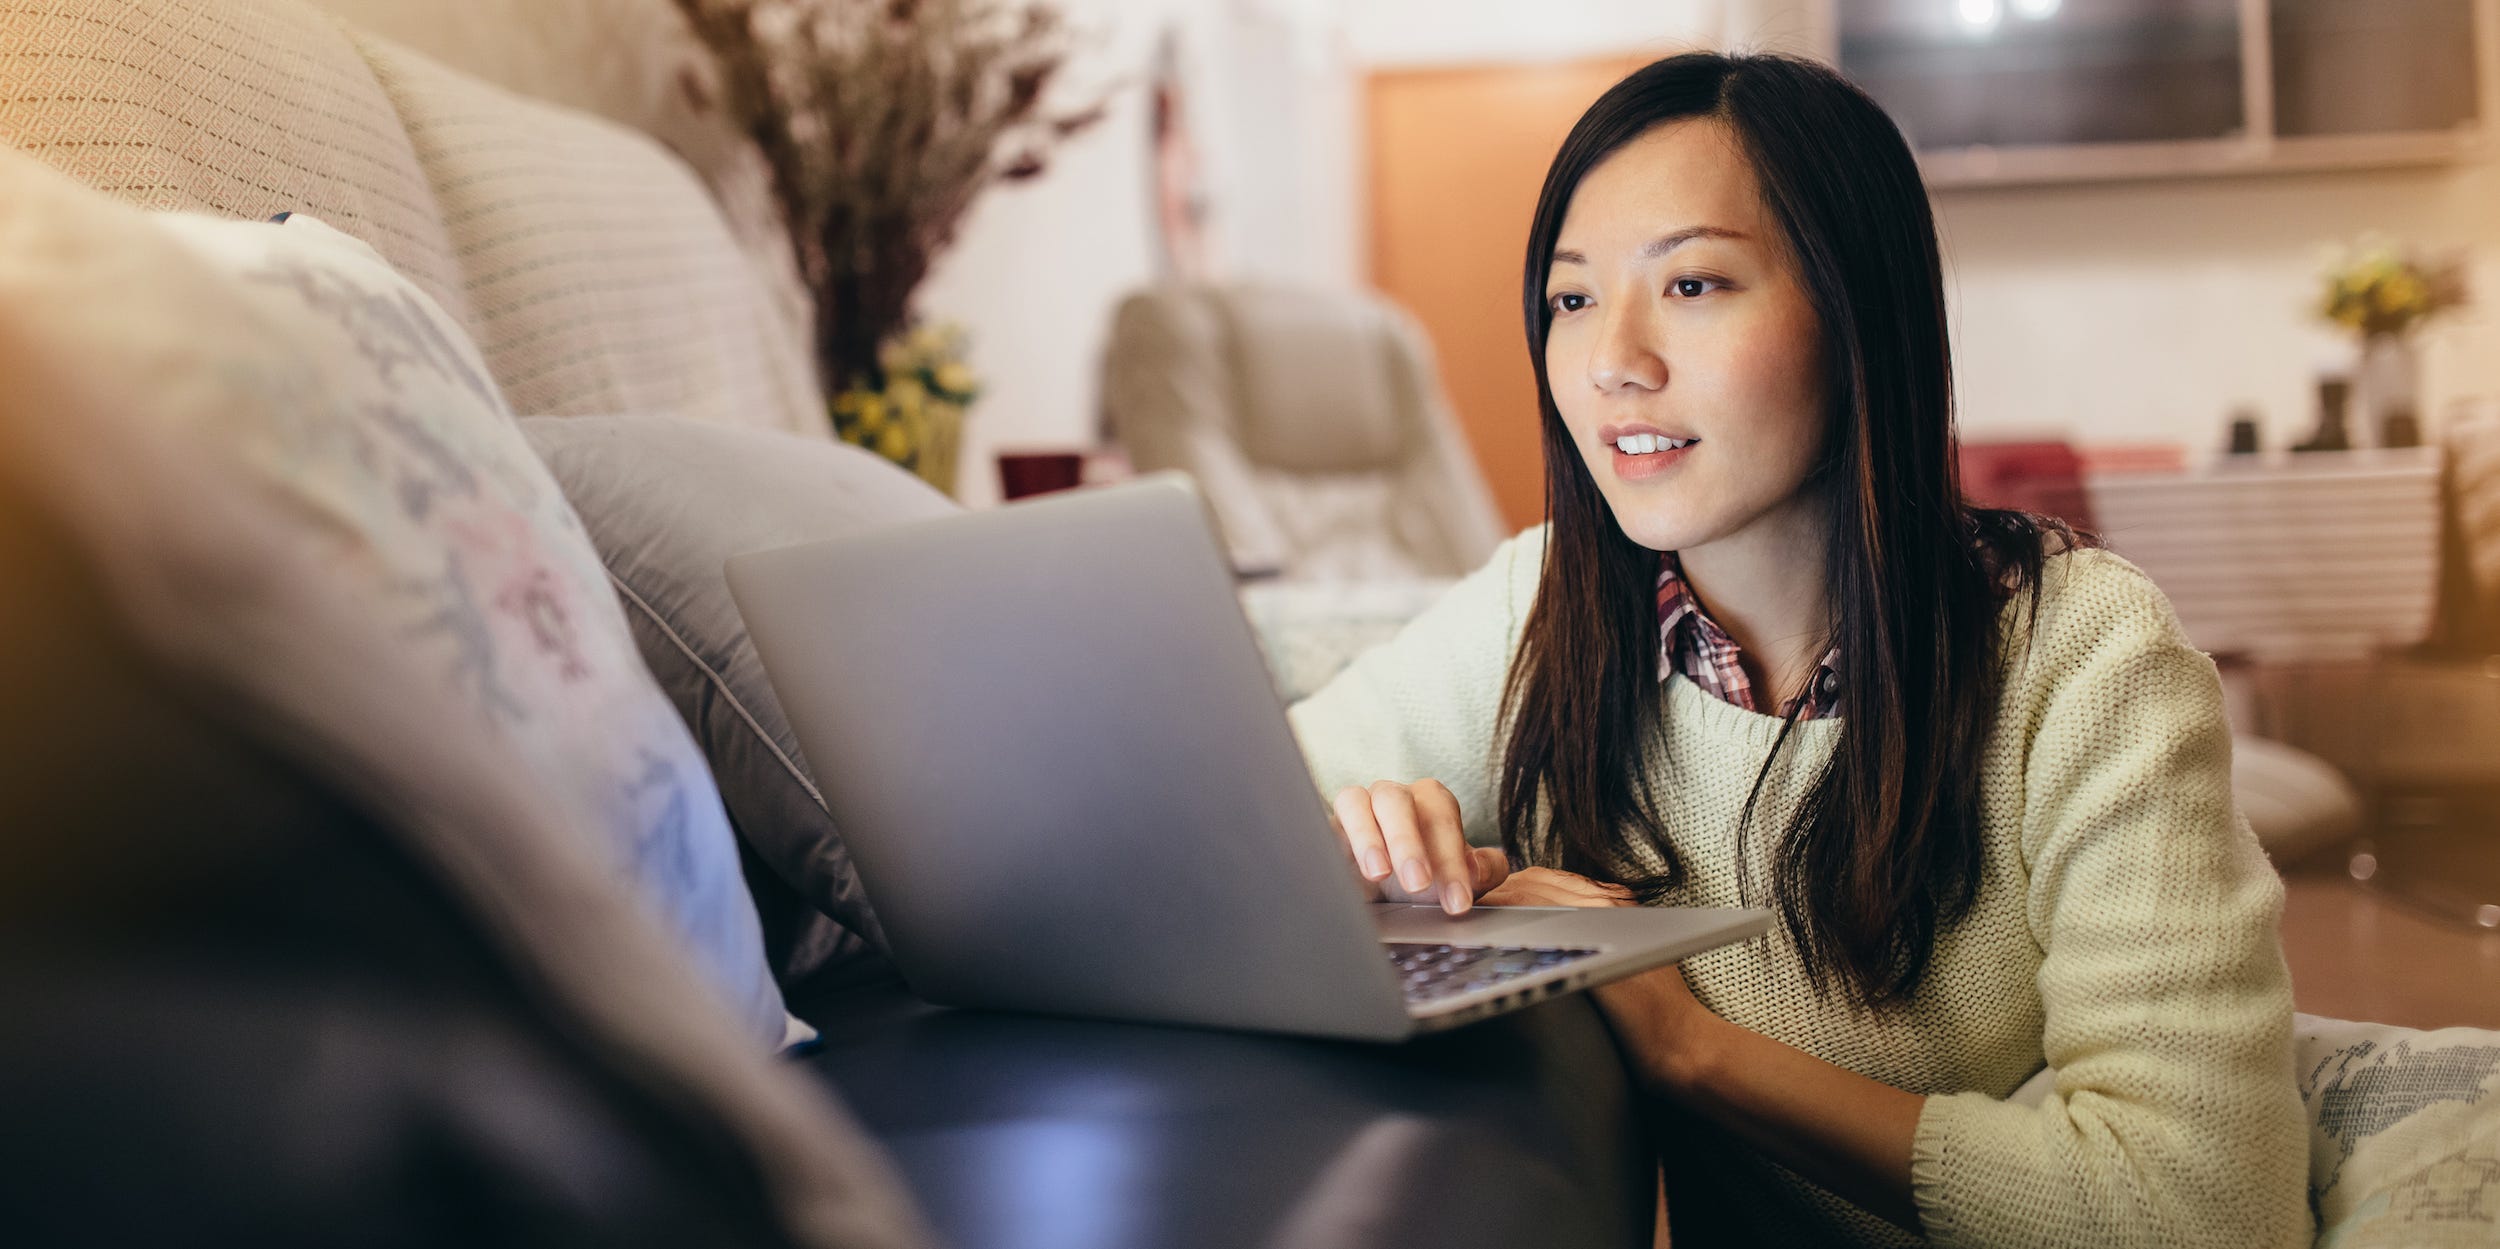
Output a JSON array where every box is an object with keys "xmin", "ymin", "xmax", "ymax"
[{"xmin": 1387, "ymin": 942, "xmax": 1600, "ymax": 1004}]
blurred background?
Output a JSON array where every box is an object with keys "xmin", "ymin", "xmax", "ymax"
[
  {"xmin": 915, "ymin": 0, "xmax": 2500, "ymax": 1030},
  {"xmin": 930, "ymin": 0, "xmax": 2497, "ymax": 509}
]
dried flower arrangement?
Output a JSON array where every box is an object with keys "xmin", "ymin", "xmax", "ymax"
[{"xmin": 674, "ymin": 0, "xmax": 1106, "ymax": 485}]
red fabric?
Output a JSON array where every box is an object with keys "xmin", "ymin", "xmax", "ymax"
[
  {"xmin": 1957, "ymin": 440, "xmax": 2097, "ymax": 530},
  {"xmin": 1655, "ymin": 553, "xmax": 1840, "ymax": 720}
]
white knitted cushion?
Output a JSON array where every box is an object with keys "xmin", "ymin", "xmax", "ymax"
[
  {"xmin": 2298, "ymin": 1013, "xmax": 2500, "ymax": 1246},
  {"xmin": 349, "ymin": 33, "xmax": 823, "ymax": 438},
  {"xmin": 1239, "ymin": 578, "xmax": 1457, "ymax": 702},
  {"xmin": 0, "ymin": 0, "xmax": 467, "ymax": 321},
  {"xmin": 0, "ymin": 145, "xmax": 788, "ymax": 1046},
  {"xmin": 305, "ymin": 0, "xmax": 819, "ymax": 405}
]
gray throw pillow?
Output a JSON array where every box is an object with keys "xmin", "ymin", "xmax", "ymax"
[{"xmin": 521, "ymin": 415, "xmax": 959, "ymax": 989}]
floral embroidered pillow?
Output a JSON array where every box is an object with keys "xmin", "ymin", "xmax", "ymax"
[
  {"xmin": 2297, "ymin": 1012, "xmax": 2500, "ymax": 1246},
  {"xmin": 120, "ymin": 208, "xmax": 790, "ymax": 1045}
]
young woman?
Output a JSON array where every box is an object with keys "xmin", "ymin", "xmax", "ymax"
[{"xmin": 1290, "ymin": 52, "xmax": 2307, "ymax": 1247}]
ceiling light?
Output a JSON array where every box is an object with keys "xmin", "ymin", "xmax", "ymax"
[{"xmin": 1957, "ymin": 0, "xmax": 2003, "ymax": 34}]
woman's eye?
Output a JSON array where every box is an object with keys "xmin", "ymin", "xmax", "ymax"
[
  {"xmin": 1548, "ymin": 292, "xmax": 1589, "ymax": 314},
  {"xmin": 1670, "ymin": 277, "xmax": 1721, "ymax": 298}
]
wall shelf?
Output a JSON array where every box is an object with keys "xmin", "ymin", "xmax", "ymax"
[{"xmin": 1835, "ymin": 0, "xmax": 2500, "ymax": 191}]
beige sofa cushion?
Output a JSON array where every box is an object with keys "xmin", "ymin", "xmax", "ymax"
[
  {"xmin": 347, "ymin": 35, "xmax": 815, "ymax": 434},
  {"xmin": 349, "ymin": 34, "xmax": 822, "ymax": 436},
  {"xmin": 304, "ymin": 0, "xmax": 819, "ymax": 412},
  {"xmin": 0, "ymin": 0, "xmax": 468, "ymax": 320}
]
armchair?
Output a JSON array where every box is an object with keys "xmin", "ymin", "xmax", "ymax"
[{"xmin": 1103, "ymin": 283, "xmax": 1508, "ymax": 581}]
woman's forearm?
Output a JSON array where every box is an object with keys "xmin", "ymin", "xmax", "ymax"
[{"xmin": 1603, "ymin": 975, "xmax": 1927, "ymax": 1231}]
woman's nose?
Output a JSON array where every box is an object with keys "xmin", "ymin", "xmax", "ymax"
[{"xmin": 1587, "ymin": 305, "xmax": 1666, "ymax": 393}]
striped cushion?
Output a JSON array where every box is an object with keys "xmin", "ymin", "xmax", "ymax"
[
  {"xmin": 351, "ymin": 33, "xmax": 823, "ymax": 436},
  {"xmin": 303, "ymin": 0, "xmax": 820, "ymax": 388},
  {"xmin": 0, "ymin": 0, "xmax": 468, "ymax": 322}
]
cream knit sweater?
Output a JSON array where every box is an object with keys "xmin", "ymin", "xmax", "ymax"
[{"xmin": 1287, "ymin": 528, "xmax": 2308, "ymax": 1248}]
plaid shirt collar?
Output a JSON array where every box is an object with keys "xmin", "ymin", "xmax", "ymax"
[{"xmin": 1655, "ymin": 553, "xmax": 1841, "ymax": 720}]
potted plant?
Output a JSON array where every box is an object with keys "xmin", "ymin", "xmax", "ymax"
[
  {"xmin": 675, "ymin": 0, "xmax": 1105, "ymax": 491},
  {"xmin": 2317, "ymin": 236, "xmax": 2470, "ymax": 448}
]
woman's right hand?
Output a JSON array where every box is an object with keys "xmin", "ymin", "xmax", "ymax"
[{"xmin": 1330, "ymin": 779, "xmax": 1511, "ymax": 915}]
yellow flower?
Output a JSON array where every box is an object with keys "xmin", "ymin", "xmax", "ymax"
[
  {"xmin": 875, "ymin": 422, "xmax": 913, "ymax": 462},
  {"xmin": 2375, "ymin": 273, "xmax": 2427, "ymax": 319},
  {"xmin": 879, "ymin": 338, "xmax": 914, "ymax": 376},
  {"xmin": 887, "ymin": 376, "xmax": 927, "ymax": 414},
  {"xmin": 933, "ymin": 361, "xmax": 977, "ymax": 398},
  {"xmin": 855, "ymin": 394, "xmax": 889, "ymax": 433}
]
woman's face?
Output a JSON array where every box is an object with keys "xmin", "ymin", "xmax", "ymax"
[{"xmin": 1541, "ymin": 118, "xmax": 1830, "ymax": 556}]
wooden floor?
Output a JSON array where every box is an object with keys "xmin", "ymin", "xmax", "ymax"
[{"xmin": 2277, "ymin": 826, "xmax": 2500, "ymax": 1031}]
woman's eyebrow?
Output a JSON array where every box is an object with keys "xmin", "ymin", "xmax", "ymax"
[{"xmin": 1550, "ymin": 225, "xmax": 1750, "ymax": 268}]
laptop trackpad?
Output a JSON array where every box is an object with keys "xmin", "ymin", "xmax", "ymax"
[{"xmin": 1369, "ymin": 903, "xmax": 1592, "ymax": 943}]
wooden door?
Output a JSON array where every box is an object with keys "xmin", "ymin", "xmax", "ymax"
[{"xmin": 1368, "ymin": 56, "xmax": 1650, "ymax": 531}]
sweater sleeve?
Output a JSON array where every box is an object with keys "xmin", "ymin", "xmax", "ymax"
[
  {"xmin": 1284, "ymin": 527, "xmax": 1544, "ymax": 848},
  {"xmin": 1909, "ymin": 550, "xmax": 2309, "ymax": 1249}
]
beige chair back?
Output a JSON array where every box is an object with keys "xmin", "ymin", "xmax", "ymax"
[{"xmin": 1103, "ymin": 284, "xmax": 1507, "ymax": 580}]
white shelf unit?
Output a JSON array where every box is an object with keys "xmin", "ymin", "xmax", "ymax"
[{"xmin": 2084, "ymin": 448, "xmax": 2446, "ymax": 663}]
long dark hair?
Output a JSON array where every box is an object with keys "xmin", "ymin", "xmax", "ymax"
[{"xmin": 1498, "ymin": 52, "xmax": 2076, "ymax": 1010}]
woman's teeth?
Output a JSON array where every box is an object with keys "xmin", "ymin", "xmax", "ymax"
[{"xmin": 1614, "ymin": 434, "xmax": 1696, "ymax": 455}]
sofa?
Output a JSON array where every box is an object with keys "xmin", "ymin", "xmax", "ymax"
[{"xmin": 0, "ymin": 3, "xmax": 2492, "ymax": 1247}]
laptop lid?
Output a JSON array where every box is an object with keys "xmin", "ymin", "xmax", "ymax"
[{"xmin": 725, "ymin": 475, "xmax": 1416, "ymax": 1040}]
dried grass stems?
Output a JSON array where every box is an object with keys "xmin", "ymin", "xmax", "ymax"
[{"xmin": 675, "ymin": 0, "xmax": 1107, "ymax": 385}]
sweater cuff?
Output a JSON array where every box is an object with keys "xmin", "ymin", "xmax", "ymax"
[{"xmin": 1909, "ymin": 1090, "xmax": 1974, "ymax": 1247}]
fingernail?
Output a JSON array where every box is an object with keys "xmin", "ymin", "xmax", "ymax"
[
  {"xmin": 1440, "ymin": 881, "xmax": 1471, "ymax": 915},
  {"xmin": 1360, "ymin": 848, "xmax": 1390, "ymax": 880},
  {"xmin": 1397, "ymin": 858, "xmax": 1429, "ymax": 893}
]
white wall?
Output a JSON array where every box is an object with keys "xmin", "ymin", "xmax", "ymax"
[
  {"xmin": 1938, "ymin": 159, "xmax": 2500, "ymax": 452},
  {"xmin": 1911, "ymin": 0, "xmax": 2500, "ymax": 452},
  {"xmin": 916, "ymin": 0, "xmax": 1362, "ymax": 506},
  {"xmin": 1340, "ymin": 0, "xmax": 1831, "ymax": 65},
  {"xmin": 1344, "ymin": 0, "xmax": 1719, "ymax": 66}
]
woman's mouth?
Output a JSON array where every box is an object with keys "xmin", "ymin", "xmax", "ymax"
[{"xmin": 1609, "ymin": 433, "xmax": 1698, "ymax": 480}]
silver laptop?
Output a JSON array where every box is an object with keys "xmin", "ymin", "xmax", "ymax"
[{"xmin": 725, "ymin": 474, "xmax": 1768, "ymax": 1041}]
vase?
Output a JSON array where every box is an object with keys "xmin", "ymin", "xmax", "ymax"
[
  {"xmin": 912, "ymin": 398, "xmax": 964, "ymax": 496},
  {"xmin": 2358, "ymin": 333, "xmax": 2421, "ymax": 448}
]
